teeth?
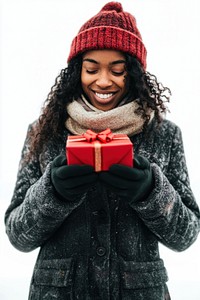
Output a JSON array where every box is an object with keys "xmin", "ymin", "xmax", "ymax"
[{"xmin": 95, "ymin": 92, "xmax": 113, "ymax": 99}]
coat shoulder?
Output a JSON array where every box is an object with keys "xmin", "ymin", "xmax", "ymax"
[{"xmin": 154, "ymin": 118, "xmax": 182, "ymax": 137}]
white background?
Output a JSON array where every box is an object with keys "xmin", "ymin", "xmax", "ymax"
[{"xmin": 1, "ymin": 0, "xmax": 200, "ymax": 299}]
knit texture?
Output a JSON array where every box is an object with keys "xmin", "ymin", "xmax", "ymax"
[
  {"xmin": 67, "ymin": 2, "xmax": 147, "ymax": 69},
  {"xmin": 65, "ymin": 97, "xmax": 154, "ymax": 136}
]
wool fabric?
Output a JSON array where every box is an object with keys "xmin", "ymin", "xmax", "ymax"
[
  {"xmin": 67, "ymin": 2, "xmax": 147, "ymax": 69},
  {"xmin": 65, "ymin": 97, "xmax": 154, "ymax": 136},
  {"xmin": 5, "ymin": 119, "xmax": 200, "ymax": 299}
]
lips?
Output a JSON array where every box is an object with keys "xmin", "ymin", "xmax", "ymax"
[
  {"xmin": 86, "ymin": 89, "xmax": 122, "ymax": 111},
  {"xmin": 95, "ymin": 92, "xmax": 114, "ymax": 99}
]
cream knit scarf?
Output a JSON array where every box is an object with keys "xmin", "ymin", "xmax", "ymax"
[{"xmin": 65, "ymin": 97, "xmax": 154, "ymax": 137}]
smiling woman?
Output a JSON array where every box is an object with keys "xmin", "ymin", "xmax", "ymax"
[
  {"xmin": 3, "ymin": 1, "xmax": 200, "ymax": 300},
  {"xmin": 81, "ymin": 50, "xmax": 127, "ymax": 111}
]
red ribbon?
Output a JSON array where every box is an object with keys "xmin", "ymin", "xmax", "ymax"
[{"xmin": 83, "ymin": 128, "xmax": 114, "ymax": 143}]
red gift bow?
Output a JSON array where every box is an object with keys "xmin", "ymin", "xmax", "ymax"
[{"xmin": 83, "ymin": 128, "xmax": 114, "ymax": 143}]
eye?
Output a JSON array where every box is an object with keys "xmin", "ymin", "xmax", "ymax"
[
  {"xmin": 112, "ymin": 70, "xmax": 125, "ymax": 76},
  {"xmin": 86, "ymin": 69, "xmax": 98, "ymax": 74}
]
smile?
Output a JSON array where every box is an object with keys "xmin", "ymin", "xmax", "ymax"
[{"xmin": 95, "ymin": 92, "xmax": 114, "ymax": 99}]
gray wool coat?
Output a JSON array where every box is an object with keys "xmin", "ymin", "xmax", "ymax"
[{"xmin": 5, "ymin": 119, "xmax": 200, "ymax": 300}]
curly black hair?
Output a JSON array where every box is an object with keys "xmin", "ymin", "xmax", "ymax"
[
  {"xmin": 28, "ymin": 53, "xmax": 171, "ymax": 159},
  {"xmin": 124, "ymin": 54, "xmax": 170, "ymax": 125}
]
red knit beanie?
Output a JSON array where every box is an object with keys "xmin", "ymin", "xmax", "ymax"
[{"xmin": 67, "ymin": 2, "xmax": 147, "ymax": 69}]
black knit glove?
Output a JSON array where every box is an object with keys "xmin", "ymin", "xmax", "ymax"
[
  {"xmin": 51, "ymin": 155, "xmax": 98, "ymax": 201},
  {"xmin": 99, "ymin": 155, "xmax": 154, "ymax": 204}
]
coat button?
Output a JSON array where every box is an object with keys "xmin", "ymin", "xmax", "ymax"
[{"xmin": 96, "ymin": 246, "xmax": 106, "ymax": 256}]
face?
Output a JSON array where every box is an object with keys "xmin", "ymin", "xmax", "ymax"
[{"xmin": 81, "ymin": 50, "xmax": 127, "ymax": 111}]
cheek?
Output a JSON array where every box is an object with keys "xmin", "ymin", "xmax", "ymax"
[
  {"xmin": 81, "ymin": 79, "xmax": 87, "ymax": 93},
  {"xmin": 117, "ymin": 77, "xmax": 127, "ymax": 91},
  {"xmin": 81, "ymin": 73, "xmax": 91, "ymax": 90}
]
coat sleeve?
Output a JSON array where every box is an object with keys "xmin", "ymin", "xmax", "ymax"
[
  {"xmin": 133, "ymin": 125, "xmax": 200, "ymax": 251},
  {"xmin": 4, "ymin": 124, "xmax": 85, "ymax": 252}
]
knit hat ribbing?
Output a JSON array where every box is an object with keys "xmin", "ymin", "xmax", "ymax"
[{"xmin": 67, "ymin": 2, "xmax": 147, "ymax": 69}]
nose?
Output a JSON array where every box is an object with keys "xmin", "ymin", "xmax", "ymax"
[{"xmin": 96, "ymin": 71, "xmax": 112, "ymax": 88}]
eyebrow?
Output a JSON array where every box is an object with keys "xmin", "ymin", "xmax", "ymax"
[{"xmin": 82, "ymin": 58, "xmax": 126, "ymax": 65}]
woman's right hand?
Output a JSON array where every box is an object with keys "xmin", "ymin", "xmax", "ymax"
[{"xmin": 51, "ymin": 155, "xmax": 98, "ymax": 201}]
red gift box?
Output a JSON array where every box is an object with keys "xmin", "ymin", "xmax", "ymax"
[{"xmin": 66, "ymin": 129, "xmax": 133, "ymax": 172}]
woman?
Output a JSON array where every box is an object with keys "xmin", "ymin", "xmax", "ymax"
[{"xmin": 5, "ymin": 2, "xmax": 200, "ymax": 299}]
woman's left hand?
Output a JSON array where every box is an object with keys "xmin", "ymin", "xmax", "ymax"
[{"xmin": 99, "ymin": 155, "xmax": 154, "ymax": 204}]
